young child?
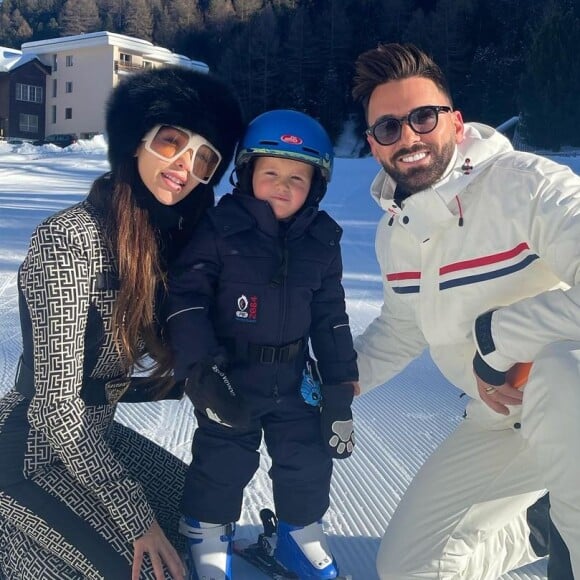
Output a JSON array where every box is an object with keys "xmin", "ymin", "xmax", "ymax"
[{"xmin": 167, "ymin": 109, "xmax": 358, "ymax": 580}]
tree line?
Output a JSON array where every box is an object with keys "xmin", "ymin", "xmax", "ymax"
[{"xmin": 1, "ymin": 0, "xmax": 578, "ymax": 150}]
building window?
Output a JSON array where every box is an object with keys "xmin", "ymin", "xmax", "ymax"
[
  {"xmin": 119, "ymin": 52, "xmax": 132, "ymax": 64},
  {"xmin": 66, "ymin": 55, "xmax": 73, "ymax": 67},
  {"xmin": 51, "ymin": 106, "xmax": 57, "ymax": 124},
  {"xmin": 52, "ymin": 54, "xmax": 58, "ymax": 72},
  {"xmin": 143, "ymin": 60, "xmax": 153, "ymax": 69},
  {"xmin": 65, "ymin": 82, "xmax": 73, "ymax": 93},
  {"xmin": 19, "ymin": 113, "xmax": 39, "ymax": 133},
  {"xmin": 16, "ymin": 83, "xmax": 43, "ymax": 103},
  {"xmin": 52, "ymin": 79, "xmax": 57, "ymax": 98},
  {"xmin": 65, "ymin": 108, "xmax": 72, "ymax": 120}
]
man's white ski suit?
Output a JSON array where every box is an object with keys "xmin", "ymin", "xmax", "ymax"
[{"xmin": 355, "ymin": 123, "xmax": 580, "ymax": 579}]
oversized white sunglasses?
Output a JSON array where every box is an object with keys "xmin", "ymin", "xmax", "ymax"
[{"xmin": 142, "ymin": 124, "xmax": 222, "ymax": 184}]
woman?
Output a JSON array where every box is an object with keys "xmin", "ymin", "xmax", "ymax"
[{"xmin": 0, "ymin": 66, "xmax": 244, "ymax": 579}]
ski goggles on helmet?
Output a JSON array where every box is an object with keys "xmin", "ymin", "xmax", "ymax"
[
  {"xmin": 142, "ymin": 124, "xmax": 222, "ymax": 184},
  {"xmin": 366, "ymin": 105, "xmax": 452, "ymax": 146}
]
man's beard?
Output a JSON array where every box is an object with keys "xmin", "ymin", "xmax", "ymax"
[{"xmin": 381, "ymin": 139, "xmax": 455, "ymax": 194}]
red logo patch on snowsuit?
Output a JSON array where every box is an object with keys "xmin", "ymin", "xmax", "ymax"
[{"xmin": 235, "ymin": 294, "xmax": 258, "ymax": 323}]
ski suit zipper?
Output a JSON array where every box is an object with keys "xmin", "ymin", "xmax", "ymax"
[{"xmin": 269, "ymin": 234, "xmax": 289, "ymax": 401}]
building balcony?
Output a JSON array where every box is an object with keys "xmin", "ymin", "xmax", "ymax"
[{"xmin": 114, "ymin": 60, "xmax": 145, "ymax": 74}]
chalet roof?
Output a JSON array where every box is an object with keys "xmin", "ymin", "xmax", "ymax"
[
  {"xmin": 21, "ymin": 31, "xmax": 208, "ymax": 72},
  {"xmin": 0, "ymin": 48, "xmax": 42, "ymax": 73}
]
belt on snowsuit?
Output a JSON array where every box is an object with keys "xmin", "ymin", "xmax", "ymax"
[
  {"xmin": 223, "ymin": 337, "xmax": 305, "ymax": 365},
  {"xmin": 13, "ymin": 355, "xmax": 129, "ymax": 406}
]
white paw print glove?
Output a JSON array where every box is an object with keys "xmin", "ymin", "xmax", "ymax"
[{"xmin": 320, "ymin": 383, "xmax": 355, "ymax": 459}]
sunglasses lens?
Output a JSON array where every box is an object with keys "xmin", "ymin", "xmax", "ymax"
[
  {"xmin": 409, "ymin": 107, "xmax": 438, "ymax": 133},
  {"xmin": 374, "ymin": 118, "xmax": 401, "ymax": 145},
  {"xmin": 149, "ymin": 126, "xmax": 191, "ymax": 159},
  {"xmin": 192, "ymin": 145, "xmax": 220, "ymax": 182},
  {"xmin": 147, "ymin": 125, "xmax": 221, "ymax": 183}
]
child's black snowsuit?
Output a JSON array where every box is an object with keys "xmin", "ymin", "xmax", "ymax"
[{"xmin": 167, "ymin": 191, "xmax": 358, "ymax": 526}]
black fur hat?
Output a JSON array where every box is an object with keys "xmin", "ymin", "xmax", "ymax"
[{"xmin": 106, "ymin": 66, "xmax": 244, "ymax": 185}]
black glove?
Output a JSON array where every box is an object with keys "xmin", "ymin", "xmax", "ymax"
[
  {"xmin": 320, "ymin": 383, "xmax": 355, "ymax": 459},
  {"xmin": 185, "ymin": 356, "xmax": 250, "ymax": 429}
]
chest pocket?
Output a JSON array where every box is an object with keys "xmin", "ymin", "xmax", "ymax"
[{"xmin": 287, "ymin": 251, "xmax": 325, "ymax": 291}]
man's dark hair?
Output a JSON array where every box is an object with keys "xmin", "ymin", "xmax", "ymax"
[{"xmin": 352, "ymin": 42, "xmax": 452, "ymax": 114}]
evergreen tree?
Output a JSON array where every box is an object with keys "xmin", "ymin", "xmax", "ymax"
[
  {"xmin": 277, "ymin": 4, "xmax": 308, "ymax": 111},
  {"xmin": 98, "ymin": 0, "xmax": 127, "ymax": 33},
  {"xmin": 124, "ymin": 0, "xmax": 153, "ymax": 40},
  {"xmin": 519, "ymin": 5, "xmax": 580, "ymax": 149},
  {"xmin": 463, "ymin": 44, "xmax": 520, "ymax": 126},
  {"xmin": 429, "ymin": 0, "xmax": 476, "ymax": 87},
  {"xmin": 60, "ymin": 0, "xmax": 99, "ymax": 36},
  {"xmin": 233, "ymin": 0, "xmax": 264, "ymax": 21},
  {"xmin": 381, "ymin": 0, "xmax": 414, "ymax": 41},
  {"xmin": 219, "ymin": 4, "xmax": 279, "ymax": 116},
  {"xmin": 18, "ymin": 0, "xmax": 63, "ymax": 41},
  {"xmin": 309, "ymin": 0, "xmax": 351, "ymax": 139},
  {"xmin": 37, "ymin": 17, "xmax": 60, "ymax": 40},
  {"xmin": 346, "ymin": 0, "xmax": 388, "ymax": 63},
  {"xmin": 206, "ymin": 0, "xmax": 236, "ymax": 24},
  {"xmin": 402, "ymin": 7, "xmax": 430, "ymax": 52},
  {"xmin": 1, "ymin": 0, "xmax": 576, "ymax": 152},
  {"xmin": 154, "ymin": 0, "xmax": 204, "ymax": 50},
  {"xmin": 0, "ymin": 1, "xmax": 34, "ymax": 46}
]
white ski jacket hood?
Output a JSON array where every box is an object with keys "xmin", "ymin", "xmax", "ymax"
[{"xmin": 355, "ymin": 122, "xmax": 580, "ymax": 402}]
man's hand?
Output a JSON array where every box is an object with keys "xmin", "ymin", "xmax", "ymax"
[
  {"xmin": 474, "ymin": 373, "xmax": 524, "ymax": 415},
  {"xmin": 132, "ymin": 519, "xmax": 185, "ymax": 580},
  {"xmin": 185, "ymin": 356, "xmax": 250, "ymax": 429}
]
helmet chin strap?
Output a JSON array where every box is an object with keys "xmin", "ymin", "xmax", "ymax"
[
  {"xmin": 300, "ymin": 168, "xmax": 326, "ymax": 208},
  {"xmin": 232, "ymin": 160, "xmax": 255, "ymax": 197}
]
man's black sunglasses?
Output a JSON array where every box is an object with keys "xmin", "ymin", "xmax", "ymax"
[{"xmin": 366, "ymin": 105, "xmax": 453, "ymax": 146}]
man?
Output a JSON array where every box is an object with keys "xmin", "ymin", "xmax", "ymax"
[{"xmin": 352, "ymin": 42, "xmax": 578, "ymax": 579}]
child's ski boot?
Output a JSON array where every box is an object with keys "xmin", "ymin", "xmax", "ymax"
[
  {"xmin": 274, "ymin": 516, "xmax": 339, "ymax": 579},
  {"xmin": 179, "ymin": 516, "xmax": 235, "ymax": 580}
]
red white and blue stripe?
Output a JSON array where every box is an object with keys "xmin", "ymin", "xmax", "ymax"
[
  {"xmin": 439, "ymin": 242, "xmax": 539, "ymax": 290},
  {"xmin": 386, "ymin": 243, "xmax": 539, "ymax": 294},
  {"xmin": 386, "ymin": 271, "xmax": 421, "ymax": 294}
]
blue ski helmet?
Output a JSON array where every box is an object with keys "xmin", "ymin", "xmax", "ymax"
[{"xmin": 235, "ymin": 109, "xmax": 334, "ymax": 182}]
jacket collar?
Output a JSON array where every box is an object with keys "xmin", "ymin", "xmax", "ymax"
[{"xmin": 211, "ymin": 192, "xmax": 319, "ymax": 239}]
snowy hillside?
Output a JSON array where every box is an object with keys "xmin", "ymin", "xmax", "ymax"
[{"xmin": 2, "ymin": 138, "xmax": 577, "ymax": 578}]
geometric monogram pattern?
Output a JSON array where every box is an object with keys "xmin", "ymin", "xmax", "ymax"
[
  {"xmin": 0, "ymin": 419, "xmax": 187, "ymax": 579},
  {"xmin": 0, "ymin": 201, "xmax": 187, "ymax": 578},
  {"xmin": 0, "ymin": 493, "xmax": 94, "ymax": 579}
]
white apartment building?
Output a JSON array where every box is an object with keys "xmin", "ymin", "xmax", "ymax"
[{"xmin": 21, "ymin": 31, "xmax": 208, "ymax": 139}]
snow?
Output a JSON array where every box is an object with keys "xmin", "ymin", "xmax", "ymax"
[
  {"xmin": 1, "ymin": 137, "xmax": 578, "ymax": 578},
  {"xmin": 0, "ymin": 46, "xmax": 40, "ymax": 73}
]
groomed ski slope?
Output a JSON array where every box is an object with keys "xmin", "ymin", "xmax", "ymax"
[{"xmin": 2, "ymin": 139, "xmax": 575, "ymax": 578}]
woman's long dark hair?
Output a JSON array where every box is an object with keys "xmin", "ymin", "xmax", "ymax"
[{"xmin": 90, "ymin": 159, "xmax": 211, "ymax": 397}]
